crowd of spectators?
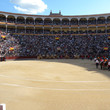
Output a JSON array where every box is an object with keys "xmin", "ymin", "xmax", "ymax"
[
  {"xmin": 0, "ymin": 31, "xmax": 19, "ymax": 57},
  {"xmin": 0, "ymin": 30, "xmax": 110, "ymax": 59}
]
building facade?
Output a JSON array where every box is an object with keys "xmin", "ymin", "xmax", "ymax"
[{"xmin": 0, "ymin": 11, "xmax": 110, "ymax": 35}]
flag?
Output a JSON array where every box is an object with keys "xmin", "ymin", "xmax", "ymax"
[
  {"xmin": 1, "ymin": 35, "xmax": 6, "ymax": 39},
  {"xmin": 55, "ymin": 37, "xmax": 59, "ymax": 40},
  {"xmin": 108, "ymin": 36, "xmax": 110, "ymax": 40},
  {"xmin": 9, "ymin": 47, "xmax": 14, "ymax": 51},
  {"xmin": 104, "ymin": 47, "xmax": 108, "ymax": 50}
]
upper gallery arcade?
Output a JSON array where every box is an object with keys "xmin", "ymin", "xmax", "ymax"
[{"xmin": 0, "ymin": 11, "xmax": 110, "ymax": 35}]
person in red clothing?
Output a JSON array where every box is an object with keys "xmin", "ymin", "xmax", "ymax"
[{"xmin": 100, "ymin": 58, "xmax": 104, "ymax": 70}]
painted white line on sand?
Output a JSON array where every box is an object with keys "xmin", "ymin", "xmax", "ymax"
[
  {"xmin": 25, "ymin": 79, "xmax": 110, "ymax": 83},
  {"xmin": 1, "ymin": 83, "xmax": 110, "ymax": 91},
  {"xmin": 0, "ymin": 74, "xmax": 110, "ymax": 83}
]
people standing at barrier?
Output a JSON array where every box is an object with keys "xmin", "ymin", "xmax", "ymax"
[
  {"xmin": 0, "ymin": 30, "xmax": 110, "ymax": 59},
  {"xmin": 108, "ymin": 60, "xmax": 110, "ymax": 71},
  {"xmin": 96, "ymin": 59, "xmax": 99, "ymax": 68},
  {"xmin": 100, "ymin": 58, "xmax": 104, "ymax": 70}
]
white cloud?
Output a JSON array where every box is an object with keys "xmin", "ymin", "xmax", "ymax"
[{"xmin": 10, "ymin": 0, "xmax": 47, "ymax": 14}]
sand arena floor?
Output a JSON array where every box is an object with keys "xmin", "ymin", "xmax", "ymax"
[{"xmin": 0, "ymin": 59, "xmax": 110, "ymax": 110}]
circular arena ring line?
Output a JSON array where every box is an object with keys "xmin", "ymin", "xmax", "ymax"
[
  {"xmin": 0, "ymin": 74, "xmax": 110, "ymax": 83},
  {"xmin": 1, "ymin": 83, "xmax": 110, "ymax": 91}
]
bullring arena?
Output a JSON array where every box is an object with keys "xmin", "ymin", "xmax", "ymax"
[
  {"xmin": 0, "ymin": 10, "xmax": 110, "ymax": 110},
  {"xmin": 0, "ymin": 59, "xmax": 110, "ymax": 110}
]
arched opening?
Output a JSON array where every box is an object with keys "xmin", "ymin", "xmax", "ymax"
[
  {"xmin": 35, "ymin": 18, "xmax": 43, "ymax": 25},
  {"xmin": 7, "ymin": 15, "xmax": 15, "ymax": 23},
  {"xmin": 97, "ymin": 17, "xmax": 106, "ymax": 24},
  {"xmin": 62, "ymin": 18, "xmax": 69, "ymax": 25},
  {"xmin": 53, "ymin": 18, "xmax": 61, "ymax": 25},
  {"xmin": 70, "ymin": 18, "xmax": 78, "ymax": 25},
  {"xmin": 79, "ymin": 18, "xmax": 87, "ymax": 25},
  {"xmin": 17, "ymin": 16, "xmax": 25, "ymax": 24},
  {"xmin": 44, "ymin": 18, "xmax": 52, "ymax": 25},
  {"xmin": 26, "ymin": 17, "xmax": 34, "ymax": 25},
  {"xmin": 0, "ymin": 14, "xmax": 6, "ymax": 22},
  {"xmin": 88, "ymin": 17, "xmax": 96, "ymax": 25}
]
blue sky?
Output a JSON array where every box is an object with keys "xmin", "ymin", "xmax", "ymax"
[{"xmin": 0, "ymin": 0, "xmax": 110, "ymax": 15}]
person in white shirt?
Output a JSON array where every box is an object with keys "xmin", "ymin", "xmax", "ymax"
[
  {"xmin": 94, "ymin": 57, "xmax": 97, "ymax": 62},
  {"xmin": 108, "ymin": 61, "xmax": 110, "ymax": 70},
  {"xmin": 96, "ymin": 59, "xmax": 99, "ymax": 68}
]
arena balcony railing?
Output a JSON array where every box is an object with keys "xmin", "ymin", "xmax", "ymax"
[
  {"xmin": 97, "ymin": 21, "xmax": 106, "ymax": 24},
  {"xmin": 16, "ymin": 20, "xmax": 25, "ymax": 26},
  {"xmin": 0, "ymin": 19, "xmax": 6, "ymax": 25},
  {"xmin": 44, "ymin": 22, "xmax": 52, "ymax": 25},
  {"xmin": 35, "ymin": 22, "xmax": 44, "ymax": 25},
  {"xmin": 7, "ymin": 19, "xmax": 15, "ymax": 23},
  {"xmin": 79, "ymin": 22, "xmax": 88, "ymax": 26},
  {"xmin": 88, "ymin": 20, "xmax": 96, "ymax": 25},
  {"xmin": 26, "ymin": 21, "xmax": 34, "ymax": 25},
  {"xmin": 62, "ymin": 23, "xmax": 70, "ymax": 28},
  {"xmin": 53, "ymin": 22, "xmax": 61, "ymax": 25},
  {"xmin": 70, "ymin": 22, "xmax": 78, "ymax": 25},
  {"xmin": 0, "ymin": 18, "xmax": 109, "ymax": 35}
]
